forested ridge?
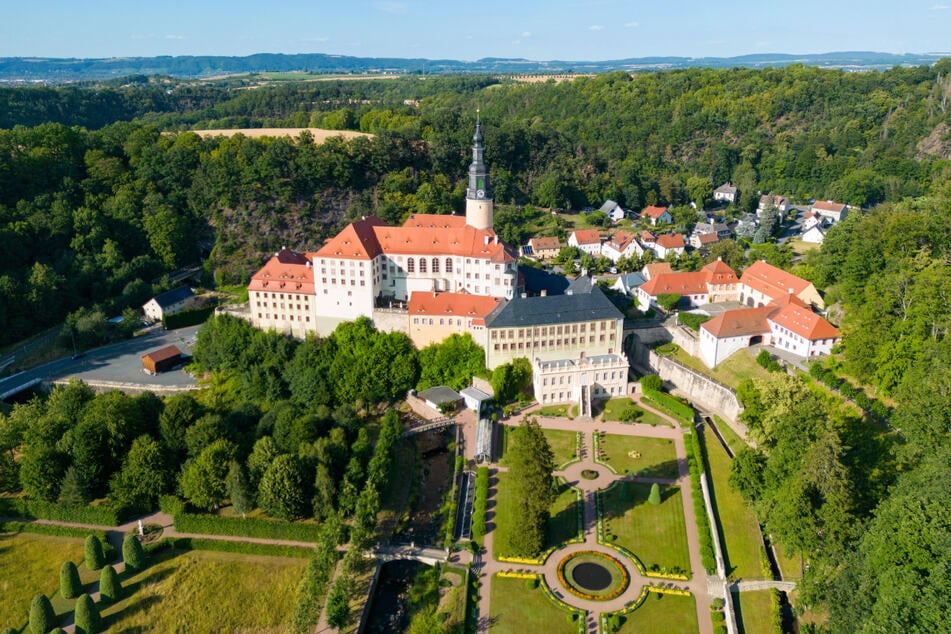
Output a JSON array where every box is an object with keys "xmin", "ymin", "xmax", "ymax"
[{"xmin": 1, "ymin": 64, "xmax": 950, "ymax": 630}]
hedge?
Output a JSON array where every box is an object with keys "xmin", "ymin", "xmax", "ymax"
[
  {"xmin": 145, "ymin": 536, "xmax": 313, "ymax": 559},
  {"xmin": 0, "ymin": 497, "xmax": 127, "ymax": 526},
  {"xmin": 679, "ymin": 313, "xmax": 712, "ymax": 332},
  {"xmin": 642, "ymin": 388, "xmax": 694, "ymax": 423},
  {"xmin": 686, "ymin": 430, "xmax": 716, "ymax": 574},
  {"xmin": 173, "ymin": 511, "xmax": 324, "ymax": 542},
  {"xmin": 0, "ymin": 521, "xmax": 109, "ymax": 543},
  {"xmin": 471, "ymin": 467, "xmax": 489, "ymax": 544},
  {"xmin": 162, "ymin": 305, "xmax": 215, "ymax": 330}
]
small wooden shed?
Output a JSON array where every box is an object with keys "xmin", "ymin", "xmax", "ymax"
[{"xmin": 141, "ymin": 345, "xmax": 183, "ymax": 374}]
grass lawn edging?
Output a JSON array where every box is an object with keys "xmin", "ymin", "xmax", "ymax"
[
  {"xmin": 592, "ymin": 432, "xmax": 619, "ymax": 474},
  {"xmin": 600, "ymin": 585, "xmax": 694, "ymax": 632},
  {"xmin": 686, "ymin": 430, "xmax": 717, "ymax": 574}
]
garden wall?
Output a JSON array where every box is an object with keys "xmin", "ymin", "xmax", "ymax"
[{"xmin": 647, "ymin": 351, "xmax": 742, "ymax": 421}]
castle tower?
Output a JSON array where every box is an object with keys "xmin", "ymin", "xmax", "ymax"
[{"xmin": 465, "ymin": 116, "xmax": 493, "ymax": 230}]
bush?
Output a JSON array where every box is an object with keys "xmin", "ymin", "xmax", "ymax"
[
  {"xmin": 639, "ymin": 374, "xmax": 663, "ymax": 392},
  {"xmin": 73, "ymin": 594, "xmax": 101, "ymax": 634},
  {"xmin": 99, "ymin": 565, "xmax": 122, "ymax": 603},
  {"xmin": 122, "ymin": 535, "xmax": 146, "ymax": 573},
  {"xmin": 766, "ymin": 360, "xmax": 782, "ymax": 373},
  {"xmin": 29, "ymin": 594, "xmax": 56, "ymax": 634},
  {"xmin": 162, "ymin": 305, "xmax": 215, "ymax": 330},
  {"xmin": 656, "ymin": 293, "xmax": 681, "ymax": 311},
  {"xmin": 173, "ymin": 512, "xmax": 323, "ymax": 541},
  {"xmin": 679, "ymin": 312, "xmax": 712, "ymax": 331},
  {"xmin": 0, "ymin": 498, "xmax": 126, "ymax": 526},
  {"xmin": 756, "ymin": 349, "xmax": 772, "ymax": 368},
  {"xmin": 649, "ymin": 483, "xmax": 661, "ymax": 505},
  {"xmin": 643, "ymin": 388, "xmax": 694, "ymax": 422},
  {"xmin": 84, "ymin": 535, "xmax": 106, "ymax": 571},
  {"xmin": 619, "ymin": 405, "xmax": 643, "ymax": 422},
  {"xmin": 0, "ymin": 521, "xmax": 109, "ymax": 543},
  {"xmin": 60, "ymin": 561, "xmax": 82, "ymax": 599}
]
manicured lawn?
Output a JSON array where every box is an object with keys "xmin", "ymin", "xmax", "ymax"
[
  {"xmin": 598, "ymin": 434, "xmax": 679, "ymax": 479},
  {"xmin": 493, "ymin": 472, "xmax": 580, "ymax": 559},
  {"xmin": 600, "ymin": 481, "xmax": 690, "ymax": 575},
  {"xmin": 670, "ymin": 346, "xmax": 771, "ymax": 390},
  {"xmin": 639, "ymin": 396, "xmax": 690, "ymax": 426},
  {"xmin": 714, "ymin": 416, "xmax": 748, "ymax": 456},
  {"xmin": 99, "ymin": 549, "xmax": 305, "ymax": 632},
  {"xmin": 536, "ymin": 403, "xmax": 573, "ymax": 418},
  {"xmin": 773, "ymin": 544, "xmax": 803, "ymax": 581},
  {"xmin": 736, "ymin": 590, "xmax": 777, "ymax": 634},
  {"xmin": 704, "ymin": 426, "xmax": 766, "ymax": 580},
  {"xmin": 500, "ymin": 426, "xmax": 578, "ymax": 468},
  {"xmin": 489, "ymin": 575, "xmax": 578, "ymax": 634},
  {"xmin": 600, "ymin": 397, "xmax": 641, "ymax": 422},
  {"xmin": 0, "ymin": 532, "xmax": 86, "ymax": 630},
  {"xmin": 616, "ymin": 591, "xmax": 698, "ymax": 633}
]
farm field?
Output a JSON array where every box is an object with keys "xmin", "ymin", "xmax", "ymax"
[{"xmin": 190, "ymin": 127, "xmax": 373, "ymax": 142}]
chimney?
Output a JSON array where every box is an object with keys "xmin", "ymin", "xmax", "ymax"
[
  {"xmin": 540, "ymin": 289, "xmax": 547, "ymax": 297},
  {"xmin": 484, "ymin": 234, "xmax": 490, "ymax": 245}
]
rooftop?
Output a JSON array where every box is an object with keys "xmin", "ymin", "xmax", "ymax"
[
  {"xmin": 150, "ymin": 286, "xmax": 194, "ymax": 308},
  {"xmin": 248, "ymin": 248, "xmax": 315, "ymax": 294},
  {"xmin": 485, "ymin": 281, "xmax": 622, "ymax": 329}
]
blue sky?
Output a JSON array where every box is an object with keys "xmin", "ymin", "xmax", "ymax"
[{"xmin": 3, "ymin": 1, "xmax": 950, "ymax": 60}]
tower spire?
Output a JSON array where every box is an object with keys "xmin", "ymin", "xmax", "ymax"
[{"xmin": 465, "ymin": 113, "xmax": 493, "ymax": 230}]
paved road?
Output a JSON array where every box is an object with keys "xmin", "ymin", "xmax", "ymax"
[{"xmin": 0, "ymin": 325, "xmax": 202, "ymax": 398}]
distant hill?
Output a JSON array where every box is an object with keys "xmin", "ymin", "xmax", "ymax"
[{"xmin": 1, "ymin": 51, "xmax": 948, "ymax": 82}]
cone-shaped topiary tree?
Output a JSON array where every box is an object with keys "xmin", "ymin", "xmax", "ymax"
[
  {"xmin": 60, "ymin": 560, "xmax": 83, "ymax": 599},
  {"xmin": 28, "ymin": 593, "xmax": 56, "ymax": 634},
  {"xmin": 649, "ymin": 482, "xmax": 662, "ymax": 505},
  {"xmin": 84, "ymin": 535, "xmax": 105, "ymax": 571},
  {"xmin": 122, "ymin": 534, "xmax": 146, "ymax": 574},
  {"xmin": 99, "ymin": 565, "xmax": 122, "ymax": 603},
  {"xmin": 74, "ymin": 594, "xmax": 101, "ymax": 634}
]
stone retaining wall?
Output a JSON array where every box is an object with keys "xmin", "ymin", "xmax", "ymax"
[{"xmin": 645, "ymin": 351, "xmax": 743, "ymax": 421}]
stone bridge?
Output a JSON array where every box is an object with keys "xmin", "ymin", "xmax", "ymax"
[
  {"xmin": 401, "ymin": 415, "xmax": 456, "ymax": 437},
  {"xmin": 730, "ymin": 580, "xmax": 797, "ymax": 592},
  {"xmin": 373, "ymin": 544, "xmax": 449, "ymax": 566}
]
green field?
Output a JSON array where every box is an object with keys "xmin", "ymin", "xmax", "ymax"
[
  {"xmin": 616, "ymin": 591, "xmax": 698, "ymax": 633},
  {"xmin": 600, "ymin": 481, "xmax": 690, "ymax": 574},
  {"xmin": 493, "ymin": 473, "xmax": 580, "ymax": 559},
  {"xmin": 99, "ymin": 549, "xmax": 306, "ymax": 632},
  {"xmin": 0, "ymin": 532, "xmax": 86, "ymax": 630},
  {"xmin": 736, "ymin": 590, "xmax": 779, "ymax": 634},
  {"xmin": 598, "ymin": 434, "xmax": 679, "ymax": 479},
  {"xmin": 500, "ymin": 425, "xmax": 578, "ymax": 468},
  {"xmin": 704, "ymin": 428, "xmax": 766, "ymax": 580},
  {"xmin": 489, "ymin": 575, "xmax": 578, "ymax": 634}
]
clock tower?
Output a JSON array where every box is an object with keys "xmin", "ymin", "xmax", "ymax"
[{"xmin": 465, "ymin": 116, "xmax": 494, "ymax": 230}]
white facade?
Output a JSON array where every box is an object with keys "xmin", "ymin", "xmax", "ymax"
[
  {"xmin": 248, "ymin": 288, "xmax": 314, "ymax": 338},
  {"xmin": 533, "ymin": 353, "xmax": 629, "ymax": 416},
  {"xmin": 801, "ymin": 225, "xmax": 826, "ymax": 244},
  {"xmin": 568, "ymin": 231, "xmax": 603, "ymax": 256}
]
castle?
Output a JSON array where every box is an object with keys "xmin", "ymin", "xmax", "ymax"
[{"xmin": 245, "ymin": 121, "xmax": 629, "ymax": 415}]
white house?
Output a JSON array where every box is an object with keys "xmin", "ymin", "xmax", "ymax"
[
  {"xmin": 599, "ymin": 199, "xmax": 626, "ymax": 224},
  {"xmin": 611, "ymin": 272, "xmax": 647, "ymax": 296},
  {"xmin": 142, "ymin": 286, "xmax": 196, "ymax": 323},
  {"xmin": 801, "ymin": 224, "xmax": 826, "ymax": 244},
  {"xmin": 601, "ymin": 231, "xmax": 640, "ymax": 263},
  {"xmin": 652, "ymin": 233, "xmax": 686, "ymax": 259},
  {"xmin": 811, "ymin": 200, "xmax": 848, "ymax": 223},
  {"xmin": 758, "ymin": 194, "xmax": 788, "ymax": 217},
  {"xmin": 714, "ymin": 183, "xmax": 739, "ymax": 203},
  {"xmin": 568, "ymin": 229, "xmax": 603, "ymax": 256}
]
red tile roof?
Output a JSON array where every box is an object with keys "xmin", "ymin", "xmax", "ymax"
[
  {"xmin": 769, "ymin": 303, "xmax": 840, "ymax": 340},
  {"xmin": 640, "ymin": 230, "xmax": 657, "ymax": 242},
  {"xmin": 702, "ymin": 259, "xmax": 739, "ymax": 284},
  {"xmin": 641, "ymin": 206, "xmax": 669, "ymax": 220},
  {"xmin": 639, "ymin": 271, "xmax": 710, "ymax": 296},
  {"xmin": 702, "ymin": 307, "xmax": 773, "ymax": 338},
  {"xmin": 570, "ymin": 229, "xmax": 602, "ymax": 245},
  {"xmin": 740, "ymin": 260, "xmax": 813, "ymax": 302},
  {"xmin": 402, "ymin": 213, "xmax": 468, "ymax": 229},
  {"xmin": 408, "ymin": 292, "xmax": 503, "ymax": 318},
  {"xmin": 812, "ymin": 200, "xmax": 846, "ymax": 213},
  {"xmin": 529, "ymin": 236, "xmax": 562, "ymax": 251},
  {"xmin": 248, "ymin": 247, "xmax": 315, "ymax": 294},
  {"xmin": 314, "ymin": 216, "xmax": 387, "ymax": 260},
  {"xmin": 643, "ymin": 263, "xmax": 673, "ymax": 279},
  {"xmin": 655, "ymin": 233, "xmax": 685, "ymax": 249},
  {"xmin": 697, "ymin": 233, "xmax": 720, "ymax": 245},
  {"xmin": 606, "ymin": 230, "xmax": 635, "ymax": 251}
]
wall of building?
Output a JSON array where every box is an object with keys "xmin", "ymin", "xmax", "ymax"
[
  {"xmin": 647, "ymin": 350, "xmax": 743, "ymax": 421},
  {"xmin": 485, "ymin": 318, "xmax": 623, "ymax": 370},
  {"xmin": 373, "ymin": 308, "xmax": 409, "ymax": 335}
]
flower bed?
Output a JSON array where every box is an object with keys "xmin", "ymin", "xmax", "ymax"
[{"xmin": 557, "ymin": 551, "xmax": 630, "ymax": 602}]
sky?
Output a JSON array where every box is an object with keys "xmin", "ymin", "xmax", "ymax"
[{"xmin": 3, "ymin": 0, "xmax": 950, "ymax": 61}]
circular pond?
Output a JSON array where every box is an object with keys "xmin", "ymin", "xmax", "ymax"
[
  {"xmin": 572, "ymin": 562, "xmax": 612, "ymax": 591},
  {"xmin": 557, "ymin": 551, "xmax": 630, "ymax": 601}
]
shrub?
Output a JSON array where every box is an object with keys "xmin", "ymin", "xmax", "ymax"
[
  {"xmin": 679, "ymin": 312, "xmax": 712, "ymax": 331},
  {"xmin": 60, "ymin": 561, "xmax": 82, "ymax": 599},
  {"xmin": 28, "ymin": 594, "xmax": 56, "ymax": 634},
  {"xmin": 524, "ymin": 577, "xmax": 538, "ymax": 590},
  {"xmin": 766, "ymin": 360, "xmax": 782, "ymax": 373},
  {"xmin": 838, "ymin": 382, "xmax": 858, "ymax": 399},
  {"xmin": 648, "ymin": 483, "xmax": 661, "ymax": 505},
  {"xmin": 756, "ymin": 349, "xmax": 772, "ymax": 368},
  {"xmin": 99, "ymin": 565, "xmax": 122, "ymax": 603},
  {"xmin": 153, "ymin": 537, "xmax": 311, "ymax": 558},
  {"xmin": 639, "ymin": 374, "xmax": 663, "ymax": 392},
  {"xmin": 0, "ymin": 498, "xmax": 126, "ymax": 526},
  {"xmin": 643, "ymin": 388, "xmax": 694, "ymax": 422},
  {"xmin": 122, "ymin": 535, "xmax": 146, "ymax": 573},
  {"xmin": 173, "ymin": 512, "xmax": 323, "ymax": 541},
  {"xmin": 73, "ymin": 594, "xmax": 101, "ymax": 634},
  {"xmin": 656, "ymin": 293, "xmax": 681, "ymax": 311},
  {"xmin": 84, "ymin": 535, "xmax": 106, "ymax": 571}
]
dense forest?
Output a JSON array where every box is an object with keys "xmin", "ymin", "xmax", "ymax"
[{"xmin": 1, "ymin": 64, "xmax": 950, "ymax": 631}]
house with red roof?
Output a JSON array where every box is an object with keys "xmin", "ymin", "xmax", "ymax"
[
  {"xmin": 739, "ymin": 260, "xmax": 824, "ymax": 309},
  {"xmin": 407, "ymin": 292, "xmax": 502, "ymax": 348},
  {"xmin": 247, "ymin": 247, "xmax": 317, "ymax": 338},
  {"xmin": 640, "ymin": 205, "xmax": 672, "ymax": 226},
  {"xmin": 567, "ymin": 229, "xmax": 603, "ymax": 255},
  {"xmin": 811, "ymin": 200, "xmax": 848, "ymax": 223},
  {"xmin": 636, "ymin": 259, "xmax": 740, "ymax": 311},
  {"xmin": 652, "ymin": 233, "xmax": 686, "ymax": 259},
  {"xmin": 601, "ymin": 230, "xmax": 642, "ymax": 262}
]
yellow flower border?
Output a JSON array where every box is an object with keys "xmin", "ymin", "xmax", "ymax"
[{"xmin": 557, "ymin": 550, "xmax": 630, "ymax": 602}]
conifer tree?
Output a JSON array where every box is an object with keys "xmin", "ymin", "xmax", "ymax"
[
  {"xmin": 122, "ymin": 535, "xmax": 145, "ymax": 573},
  {"xmin": 74, "ymin": 594, "xmax": 101, "ymax": 634},
  {"xmin": 59, "ymin": 560, "xmax": 82, "ymax": 599},
  {"xmin": 28, "ymin": 594, "xmax": 56, "ymax": 634},
  {"xmin": 99, "ymin": 565, "xmax": 122, "ymax": 603},
  {"xmin": 83, "ymin": 535, "xmax": 105, "ymax": 571}
]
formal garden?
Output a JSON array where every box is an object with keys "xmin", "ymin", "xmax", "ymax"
[
  {"xmin": 489, "ymin": 574, "xmax": 582, "ymax": 634},
  {"xmin": 595, "ymin": 434, "xmax": 679, "ymax": 479},
  {"xmin": 610, "ymin": 591, "xmax": 699, "ymax": 633},
  {"xmin": 492, "ymin": 472, "xmax": 581, "ymax": 560}
]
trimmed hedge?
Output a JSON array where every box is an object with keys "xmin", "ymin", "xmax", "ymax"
[
  {"xmin": 60, "ymin": 561, "xmax": 82, "ymax": 599},
  {"xmin": 162, "ymin": 305, "xmax": 215, "ymax": 330},
  {"xmin": 686, "ymin": 430, "xmax": 716, "ymax": 574},
  {"xmin": 151, "ymin": 536, "xmax": 313, "ymax": 559},
  {"xmin": 84, "ymin": 535, "xmax": 106, "ymax": 571},
  {"xmin": 471, "ymin": 467, "xmax": 489, "ymax": 544},
  {"xmin": 643, "ymin": 388, "xmax": 694, "ymax": 422},
  {"xmin": 99, "ymin": 566, "xmax": 122, "ymax": 603},
  {"xmin": 173, "ymin": 511, "xmax": 323, "ymax": 542},
  {"xmin": 0, "ymin": 498, "xmax": 127, "ymax": 526},
  {"xmin": 122, "ymin": 535, "xmax": 146, "ymax": 573},
  {"xmin": 0, "ymin": 521, "xmax": 109, "ymax": 543}
]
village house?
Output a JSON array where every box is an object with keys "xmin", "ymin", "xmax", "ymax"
[
  {"xmin": 642, "ymin": 262, "xmax": 673, "ymax": 280},
  {"xmin": 713, "ymin": 182, "xmax": 739, "ymax": 203},
  {"xmin": 636, "ymin": 259, "xmax": 740, "ymax": 311},
  {"xmin": 801, "ymin": 224, "xmax": 827, "ymax": 244},
  {"xmin": 811, "ymin": 200, "xmax": 848, "ymax": 223},
  {"xmin": 758, "ymin": 194, "xmax": 789, "ymax": 217},
  {"xmin": 652, "ymin": 233, "xmax": 686, "ymax": 259},
  {"xmin": 689, "ymin": 231, "xmax": 721, "ymax": 250},
  {"xmin": 640, "ymin": 205, "xmax": 672, "ymax": 226},
  {"xmin": 610, "ymin": 272, "xmax": 647, "ymax": 297},
  {"xmin": 524, "ymin": 236, "xmax": 562, "ymax": 260},
  {"xmin": 601, "ymin": 230, "xmax": 640, "ymax": 263},
  {"xmin": 739, "ymin": 259, "xmax": 824, "ymax": 309},
  {"xmin": 567, "ymin": 229, "xmax": 603, "ymax": 256},
  {"xmin": 142, "ymin": 286, "xmax": 196, "ymax": 323},
  {"xmin": 599, "ymin": 199, "xmax": 627, "ymax": 224}
]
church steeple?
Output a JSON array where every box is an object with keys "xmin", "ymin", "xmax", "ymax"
[{"xmin": 465, "ymin": 113, "xmax": 494, "ymax": 230}]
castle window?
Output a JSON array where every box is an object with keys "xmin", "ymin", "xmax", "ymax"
[
  {"xmin": 445, "ymin": 258, "xmax": 453, "ymax": 273},
  {"xmin": 419, "ymin": 259, "xmax": 427, "ymax": 273},
  {"xmin": 432, "ymin": 258, "xmax": 439, "ymax": 273},
  {"xmin": 407, "ymin": 258, "xmax": 415, "ymax": 273}
]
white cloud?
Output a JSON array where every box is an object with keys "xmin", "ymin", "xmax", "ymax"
[
  {"xmin": 164, "ymin": 34, "xmax": 184, "ymax": 40},
  {"xmin": 624, "ymin": 21, "xmax": 639, "ymax": 28},
  {"xmin": 521, "ymin": 31, "xmax": 532, "ymax": 38},
  {"xmin": 932, "ymin": 3, "xmax": 949, "ymax": 9},
  {"xmin": 589, "ymin": 25, "xmax": 605, "ymax": 31},
  {"xmin": 375, "ymin": 2, "xmax": 406, "ymax": 14}
]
